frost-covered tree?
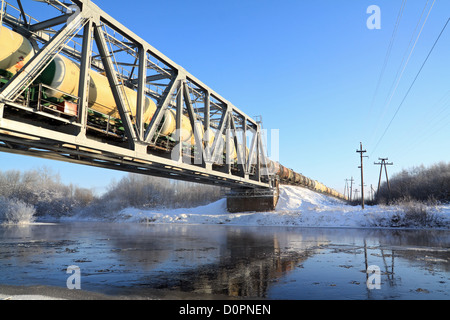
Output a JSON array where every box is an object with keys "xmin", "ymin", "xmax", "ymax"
[
  {"xmin": 0, "ymin": 167, "xmax": 95, "ymax": 217},
  {"xmin": 0, "ymin": 197, "xmax": 36, "ymax": 225},
  {"xmin": 101, "ymin": 173, "xmax": 224, "ymax": 210},
  {"xmin": 376, "ymin": 161, "xmax": 450, "ymax": 204}
]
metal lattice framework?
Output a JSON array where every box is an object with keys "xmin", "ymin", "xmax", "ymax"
[{"xmin": 0, "ymin": 0, "xmax": 276, "ymax": 190}]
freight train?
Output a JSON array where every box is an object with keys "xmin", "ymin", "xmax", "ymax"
[
  {"xmin": 265, "ymin": 160, "xmax": 347, "ymax": 200},
  {"xmin": 0, "ymin": 25, "xmax": 235, "ymax": 158},
  {"xmin": 0, "ymin": 25, "xmax": 347, "ymax": 201}
]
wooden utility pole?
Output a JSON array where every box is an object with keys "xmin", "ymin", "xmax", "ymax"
[
  {"xmin": 345, "ymin": 177, "xmax": 354, "ymax": 201},
  {"xmin": 356, "ymin": 142, "xmax": 367, "ymax": 209},
  {"xmin": 374, "ymin": 157, "xmax": 393, "ymax": 196},
  {"xmin": 353, "ymin": 188, "xmax": 359, "ymax": 201},
  {"xmin": 370, "ymin": 184, "xmax": 375, "ymax": 201},
  {"xmin": 344, "ymin": 179, "xmax": 348, "ymax": 200},
  {"xmin": 350, "ymin": 176, "xmax": 354, "ymax": 202}
]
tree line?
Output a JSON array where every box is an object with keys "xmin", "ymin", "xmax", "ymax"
[
  {"xmin": 376, "ymin": 161, "xmax": 450, "ymax": 204},
  {"xmin": 96, "ymin": 173, "xmax": 224, "ymax": 212},
  {"xmin": 0, "ymin": 166, "xmax": 224, "ymax": 220},
  {"xmin": 0, "ymin": 166, "xmax": 93, "ymax": 217},
  {"xmin": 1, "ymin": 161, "xmax": 448, "ymax": 221}
]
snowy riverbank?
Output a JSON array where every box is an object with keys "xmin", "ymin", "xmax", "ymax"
[{"xmin": 67, "ymin": 185, "xmax": 450, "ymax": 229}]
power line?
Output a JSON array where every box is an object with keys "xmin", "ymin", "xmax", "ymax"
[
  {"xmin": 380, "ymin": 0, "xmax": 431, "ymax": 112},
  {"xmin": 368, "ymin": 0, "xmax": 407, "ymax": 115},
  {"xmin": 369, "ymin": 0, "xmax": 435, "ymax": 147},
  {"xmin": 403, "ymin": 107, "xmax": 450, "ymax": 156},
  {"xmin": 397, "ymin": 93, "xmax": 450, "ymax": 156},
  {"xmin": 371, "ymin": 15, "xmax": 449, "ymax": 156}
]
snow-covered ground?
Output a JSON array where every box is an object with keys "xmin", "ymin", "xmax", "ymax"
[{"xmin": 105, "ymin": 185, "xmax": 450, "ymax": 229}]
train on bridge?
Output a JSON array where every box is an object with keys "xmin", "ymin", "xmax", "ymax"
[
  {"xmin": 269, "ymin": 161, "xmax": 345, "ymax": 200},
  {"xmin": 0, "ymin": 25, "xmax": 230, "ymax": 157},
  {"xmin": 0, "ymin": 1, "xmax": 346, "ymax": 212},
  {"xmin": 0, "ymin": 24, "xmax": 346, "ymax": 201}
]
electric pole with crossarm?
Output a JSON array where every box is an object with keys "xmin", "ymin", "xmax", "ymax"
[
  {"xmin": 356, "ymin": 142, "xmax": 368, "ymax": 209},
  {"xmin": 345, "ymin": 177, "xmax": 354, "ymax": 201},
  {"xmin": 374, "ymin": 157, "xmax": 393, "ymax": 199}
]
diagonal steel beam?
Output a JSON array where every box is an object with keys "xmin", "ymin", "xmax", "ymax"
[
  {"xmin": 77, "ymin": 18, "xmax": 93, "ymax": 130},
  {"xmin": 29, "ymin": 14, "xmax": 71, "ymax": 31},
  {"xmin": 229, "ymin": 115, "xmax": 246, "ymax": 176},
  {"xmin": 144, "ymin": 73, "xmax": 180, "ymax": 143},
  {"xmin": 16, "ymin": 0, "xmax": 28, "ymax": 27},
  {"xmin": 255, "ymin": 129, "xmax": 261, "ymax": 182},
  {"xmin": 203, "ymin": 90, "xmax": 211, "ymax": 165},
  {"xmin": 247, "ymin": 127, "xmax": 258, "ymax": 171},
  {"xmin": 0, "ymin": 10, "xmax": 85, "ymax": 102},
  {"xmin": 93, "ymin": 22, "xmax": 137, "ymax": 148},
  {"xmin": 183, "ymin": 81, "xmax": 204, "ymax": 166},
  {"xmin": 210, "ymin": 106, "xmax": 228, "ymax": 164},
  {"xmin": 258, "ymin": 131, "xmax": 271, "ymax": 179}
]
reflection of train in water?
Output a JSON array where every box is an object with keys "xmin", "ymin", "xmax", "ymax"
[{"xmin": 0, "ymin": 25, "xmax": 346, "ymax": 201}]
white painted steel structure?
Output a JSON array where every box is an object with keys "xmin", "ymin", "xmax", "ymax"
[{"xmin": 0, "ymin": 0, "xmax": 277, "ymax": 193}]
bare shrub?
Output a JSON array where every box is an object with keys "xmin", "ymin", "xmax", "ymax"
[
  {"xmin": 0, "ymin": 198, "xmax": 36, "ymax": 225},
  {"xmin": 392, "ymin": 198, "xmax": 442, "ymax": 228},
  {"xmin": 368, "ymin": 196, "xmax": 445, "ymax": 228}
]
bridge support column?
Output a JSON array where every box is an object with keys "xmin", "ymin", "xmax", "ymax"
[{"xmin": 226, "ymin": 185, "xmax": 279, "ymax": 213}]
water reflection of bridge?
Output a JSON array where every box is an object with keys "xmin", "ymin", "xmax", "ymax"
[
  {"xmin": 115, "ymin": 227, "xmax": 449, "ymax": 298},
  {"xmin": 1, "ymin": 224, "xmax": 448, "ymax": 298},
  {"xmin": 136, "ymin": 228, "xmax": 327, "ymax": 298}
]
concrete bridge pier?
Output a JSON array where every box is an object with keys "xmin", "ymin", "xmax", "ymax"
[{"xmin": 226, "ymin": 184, "xmax": 280, "ymax": 213}]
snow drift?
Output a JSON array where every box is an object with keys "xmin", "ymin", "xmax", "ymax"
[{"xmin": 103, "ymin": 185, "xmax": 450, "ymax": 229}]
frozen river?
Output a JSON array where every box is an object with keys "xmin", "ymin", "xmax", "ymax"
[{"xmin": 0, "ymin": 222, "xmax": 449, "ymax": 299}]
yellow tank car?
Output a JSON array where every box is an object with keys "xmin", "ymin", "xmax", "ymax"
[
  {"xmin": 0, "ymin": 26, "xmax": 34, "ymax": 76},
  {"xmin": 38, "ymin": 54, "xmax": 157, "ymax": 125}
]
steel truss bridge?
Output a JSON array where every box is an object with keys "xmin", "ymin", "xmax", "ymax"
[
  {"xmin": 0, "ymin": 0, "xmax": 283, "ymax": 212},
  {"xmin": 0, "ymin": 0, "xmax": 348, "ymax": 212}
]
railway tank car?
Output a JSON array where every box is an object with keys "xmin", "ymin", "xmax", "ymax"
[
  {"xmin": 37, "ymin": 54, "xmax": 157, "ymax": 124},
  {"xmin": 0, "ymin": 26, "xmax": 243, "ymax": 160},
  {"xmin": 1, "ymin": 26, "xmax": 157, "ymax": 122},
  {"xmin": 267, "ymin": 160, "xmax": 347, "ymax": 201},
  {"xmin": 0, "ymin": 26, "xmax": 34, "ymax": 77}
]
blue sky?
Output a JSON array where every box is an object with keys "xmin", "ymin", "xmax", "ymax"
[{"xmin": 1, "ymin": 0, "xmax": 449, "ymax": 197}]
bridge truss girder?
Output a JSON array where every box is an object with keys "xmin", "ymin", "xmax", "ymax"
[{"xmin": 0, "ymin": 0, "xmax": 276, "ymax": 191}]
